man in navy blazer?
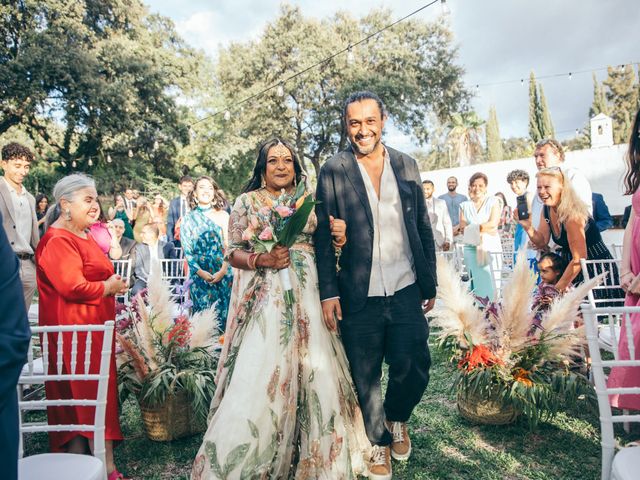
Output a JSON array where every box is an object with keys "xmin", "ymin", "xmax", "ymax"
[
  {"xmin": 315, "ymin": 91, "xmax": 437, "ymax": 478},
  {"xmin": 0, "ymin": 214, "xmax": 31, "ymax": 480},
  {"xmin": 166, "ymin": 175, "xmax": 194, "ymax": 246},
  {"xmin": 592, "ymin": 192, "xmax": 614, "ymax": 232}
]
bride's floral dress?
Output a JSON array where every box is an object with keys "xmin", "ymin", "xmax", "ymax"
[{"xmin": 192, "ymin": 190, "xmax": 370, "ymax": 480}]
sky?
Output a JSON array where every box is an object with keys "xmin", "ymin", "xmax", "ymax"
[{"xmin": 144, "ymin": 0, "xmax": 640, "ymax": 151}]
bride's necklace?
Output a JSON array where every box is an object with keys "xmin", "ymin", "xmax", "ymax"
[{"xmin": 197, "ymin": 204, "xmax": 213, "ymax": 212}]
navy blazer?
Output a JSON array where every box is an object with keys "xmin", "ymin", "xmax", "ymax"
[
  {"xmin": 592, "ymin": 192, "xmax": 614, "ymax": 232},
  {"xmin": 0, "ymin": 214, "xmax": 31, "ymax": 480},
  {"xmin": 166, "ymin": 196, "xmax": 184, "ymax": 243},
  {"xmin": 314, "ymin": 146, "xmax": 437, "ymax": 314}
]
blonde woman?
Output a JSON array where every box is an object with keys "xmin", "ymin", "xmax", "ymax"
[
  {"xmin": 150, "ymin": 194, "xmax": 169, "ymax": 241},
  {"xmin": 517, "ymin": 167, "xmax": 620, "ymax": 299},
  {"xmin": 132, "ymin": 195, "xmax": 152, "ymax": 242}
]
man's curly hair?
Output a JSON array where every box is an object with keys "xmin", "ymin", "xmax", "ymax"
[
  {"xmin": 1, "ymin": 142, "xmax": 34, "ymax": 163},
  {"xmin": 506, "ymin": 169, "xmax": 529, "ymax": 185}
]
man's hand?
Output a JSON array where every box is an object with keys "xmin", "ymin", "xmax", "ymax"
[
  {"xmin": 321, "ymin": 298, "xmax": 342, "ymax": 332},
  {"xmin": 422, "ymin": 297, "xmax": 435, "ymax": 314},
  {"xmin": 442, "ymin": 242, "xmax": 451, "ymax": 252}
]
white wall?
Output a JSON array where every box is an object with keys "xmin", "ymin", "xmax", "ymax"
[{"xmin": 420, "ymin": 144, "xmax": 629, "ymax": 215}]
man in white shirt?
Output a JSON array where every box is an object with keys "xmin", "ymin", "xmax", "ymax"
[
  {"xmin": 422, "ymin": 180, "xmax": 452, "ymax": 251},
  {"xmin": 530, "ymin": 138, "xmax": 592, "ymax": 233},
  {"xmin": 0, "ymin": 143, "xmax": 39, "ymax": 310}
]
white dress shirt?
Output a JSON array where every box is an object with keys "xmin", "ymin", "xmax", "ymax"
[
  {"xmin": 2, "ymin": 178, "xmax": 34, "ymax": 254},
  {"xmin": 357, "ymin": 149, "xmax": 416, "ymax": 297},
  {"xmin": 425, "ymin": 196, "xmax": 453, "ymax": 250}
]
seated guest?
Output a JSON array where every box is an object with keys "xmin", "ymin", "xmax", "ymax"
[
  {"xmin": 592, "ymin": 192, "xmax": 614, "ymax": 232},
  {"xmin": 108, "ymin": 218, "xmax": 136, "ymax": 261},
  {"xmin": 132, "ymin": 223, "xmax": 175, "ymax": 295}
]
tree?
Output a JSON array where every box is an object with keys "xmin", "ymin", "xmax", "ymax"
[
  {"xmin": 446, "ymin": 112, "xmax": 484, "ymax": 166},
  {"xmin": 589, "ymin": 73, "xmax": 609, "ymax": 118},
  {"xmin": 200, "ymin": 5, "xmax": 470, "ymax": 189},
  {"xmin": 502, "ymin": 137, "xmax": 534, "ymax": 160},
  {"xmin": 603, "ymin": 65, "xmax": 639, "ymax": 143},
  {"xmin": 528, "ymin": 71, "xmax": 555, "ymax": 142},
  {"xmin": 537, "ymin": 84, "xmax": 555, "ymax": 139},
  {"xmin": 0, "ymin": 0, "xmax": 213, "ymax": 192},
  {"xmin": 528, "ymin": 72, "xmax": 542, "ymax": 142},
  {"xmin": 485, "ymin": 105, "xmax": 503, "ymax": 162}
]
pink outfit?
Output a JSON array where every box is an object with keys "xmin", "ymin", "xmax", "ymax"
[
  {"xmin": 88, "ymin": 222, "xmax": 112, "ymax": 255},
  {"xmin": 608, "ymin": 188, "xmax": 640, "ymax": 409}
]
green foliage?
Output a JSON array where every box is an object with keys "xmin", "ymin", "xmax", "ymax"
[
  {"xmin": 200, "ymin": 5, "xmax": 469, "ymax": 190},
  {"xmin": 485, "ymin": 105, "xmax": 503, "ymax": 162},
  {"xmin": 589, "ymin": 72, "xmax": 609, "ymax": 118},
  {"xmin": 603, "ymin": 65, "xmax": 639, "ymax": 144},
  {"xmin": 0, "ymin": 0, "xmax": 213, "ymax": 192},
  {"xmin": 528, "ymin": 72, "xmax": 555, "ymax": 142},
  {"xmin": 502, "ymin": 137, "xmax": 534, "ymax": 160},
  {"xmin": 446, "ymin": 111, "xmax": 485, "ymax": 166}
]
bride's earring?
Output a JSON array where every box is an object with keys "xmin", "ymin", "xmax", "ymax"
[
  {"xmin": 261, "ymin": 175, "xmax": 266, "ymax": 188},
  {"xmin": 64, "ymin": 209, "xmax": 71, "ymax": 221}
]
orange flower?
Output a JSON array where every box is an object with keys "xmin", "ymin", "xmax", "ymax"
[
  {"xmin": 218, "ymin": 334, "xmax": 224, "ymax": 345},
  {"xmin": 513, "ymin": 368, "xmax": 533, "ymax": 387},
  {"xmin": 458, "ymin": 344, "xmax": 503, "ymax": 372}
]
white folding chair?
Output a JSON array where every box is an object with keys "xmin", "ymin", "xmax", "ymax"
[
  {"xmin": 111, "ymin": 258, "xmax": 132, "ymax": 304},
  {"xmin": 160, "ymin": 258, "xmax": 188, "ymax": 302},
  {"xmin": 173, "ymin": 247, "xmax": 184, "ymax": 259},
  {"xmin": 610, "ymin": 244, "xmax": 623, "ymax": 260},
  {"xmin": 581, "ymin": 258, "xmax": 626, "ymax": 355},
  {"xmin": 487, "ymin": 250, "xmax": 508, "ymax": 300},
  {"xmin": 584, "ymin": 305, "xmax": 640, "ymax": 480},
  {"xmin": 18, "ymin": 321, "xmax": 115, "ymax": 480}
]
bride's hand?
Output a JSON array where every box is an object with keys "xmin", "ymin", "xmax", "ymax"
[{"xmin": 256, "ymin": 245, "xmax": 290, "ymax": 270}]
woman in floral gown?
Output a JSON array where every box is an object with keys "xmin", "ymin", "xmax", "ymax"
[{"xmin": 192, "ymin": 138, "xmax": 370, "ymax": 479}]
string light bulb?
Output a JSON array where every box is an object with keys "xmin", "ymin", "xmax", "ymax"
[
  {"xmin": 71, "ymin": 160, "xmax": 77, "ymax": 168},
  {"xmin": 440, "ymin": 0, "xmax": 451, "ymax": 15},
  {"xmin": 224, "ymin": 110, "xmax": 231, "ymax": 121},
  {"xmin": 400, "ymin": 93, "xmax": 405, "ymax": 101},
  {"xmin": 346, "ymin": 45, "xmax": 355, "ymax": 65},
  {"xmin": 128, "ymin": 149, "xmax": 133, "ymax": 158},
  {"xmin": 568, "ymin": 72, "xmax": 572, "ymax": 80},
  {"xmin": 107, "ymin": 154, "xmax": 112, "ymax": 163},
  {"xmin": 88, "ymin": 159, "xmax": 93, "ymax": 166},
  {"xmin": 61, "ymin": 161, "xmax": 66, "ymax": 167},
  {"xmin": 153, "ymin": 140, "xmax": 159, "ymax": 150},
  {"xmin": 520, "ymin": 79, "xmax": 524, "ymax": 86},
  {"xmin": 276, "ymin": 84, "xmax": 285, "ymax": 97}
]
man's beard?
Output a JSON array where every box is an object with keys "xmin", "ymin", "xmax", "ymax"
[
  {"xmin": 350, "ymin": 136, "xmax": 381, "ymax": 156},
  {"xmin": 447, "ymin": 185, "xmax": 456, "ymax": 192}
]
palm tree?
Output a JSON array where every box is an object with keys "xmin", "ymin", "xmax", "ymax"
[{"xmin": 446, "ymin": 112, "xmax": 485, "ymax": 166}]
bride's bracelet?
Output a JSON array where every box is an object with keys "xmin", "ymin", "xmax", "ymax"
[
  {"xmin": 332, "ymin": 236, "xmax": 347, "ymax": 248},
  {"xmin": 248, "ymin": 252, "xmax": 260, "ymax": 270}
]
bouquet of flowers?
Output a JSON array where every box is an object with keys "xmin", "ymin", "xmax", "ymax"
[
  {"xmin": 116, "ymin": 268, "xmax": 220, "ymax": 423},
  {"xmin": 432, "ymin": 252, "xmax": 601, "ymax": 428},
  {"xmin": 241, "ymin": 181, "xmax": 317, "ymax": 305}
]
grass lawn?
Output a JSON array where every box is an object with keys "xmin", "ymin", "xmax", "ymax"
[{"xmin": 24, "ymin": 345, "xmax": 629, "ymax": 479}]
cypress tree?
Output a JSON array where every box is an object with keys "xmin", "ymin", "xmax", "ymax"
[
  {"xmin": 528, "ymin": 71, "xmax": 542, "ymax": 142},
  {"xmin": 589, "ymin": 73, "xmax": 609, "ymax": 118},
  {"xmin": 485, "ymin": 105, "xmax": 503, "ymax": 162},
  {"xmin": 538, "ymin": 84, "xmax": 555, "ymax": 139}
]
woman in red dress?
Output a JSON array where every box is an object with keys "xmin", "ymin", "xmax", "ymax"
[{"xmin": 36, "ymin": 174, "xmax": 129, "ymax": 480}]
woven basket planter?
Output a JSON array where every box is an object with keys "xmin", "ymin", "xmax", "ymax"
[
  {"xmin": 456, "ymin": 388, "xmax": 520, "ymax": 425},
  {"xmin": 139, "ymin": 390, "xmax": 206, "ymax": 442}
]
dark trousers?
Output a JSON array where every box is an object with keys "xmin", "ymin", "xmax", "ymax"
[
  {"xmin": 0, "ymin": 391, "xmax": 20, "ymax": 480},
  {"xmin": 340, "ymin": 283, "xmax": 430, "ymax": 446}
]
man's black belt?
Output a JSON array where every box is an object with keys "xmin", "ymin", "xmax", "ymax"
[{"xmin": 16, "ymin": 252, "xmax": 34, "ymax": 260}]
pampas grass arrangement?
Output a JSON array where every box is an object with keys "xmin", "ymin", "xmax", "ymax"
[
  {"xmin": 115, "ymin": 264, "xmax": 220, "ymax": 423},
  {"xmin": 432, "ymin": 252, "xmax": 602, "ymax": 428}
]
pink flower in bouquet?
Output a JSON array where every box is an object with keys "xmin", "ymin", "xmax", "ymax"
[
  {"xmin": 259, "ymin": 206, "xmax": 272, "ymax": 216},
  {"xmin": 275, "ymin": 205, "xmax": 294, "ymax": 218},
  {"xmin": 242, "ymin": 227, "xmax": 255, "ymax": 241},
  {"xmin": 259, "ymin": 226, "xmax": 273, "ymax": 240}
]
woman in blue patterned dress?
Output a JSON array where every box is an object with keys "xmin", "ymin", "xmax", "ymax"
[{"xmin": 180, "ymin": 176, "xmax": 233, "ymax": 331}]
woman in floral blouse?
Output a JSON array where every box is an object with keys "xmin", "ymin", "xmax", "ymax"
[{"xmin": 191, "ymin": 138, "xmax": 370, "ymax": 479}]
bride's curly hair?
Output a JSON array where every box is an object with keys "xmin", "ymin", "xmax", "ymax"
[
  {"xmin": 537, "ymin": 167, "xmax": 589, "ymax": 225},
  {"xmin": 624, "ymin": 108, "xmax": 640, "ymax": 195}
]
